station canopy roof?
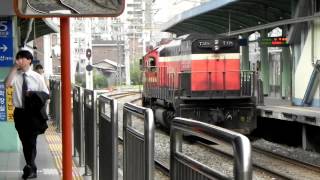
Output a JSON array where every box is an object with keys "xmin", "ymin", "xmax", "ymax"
[
  {"xmin": 19, "ymin": 18, "xmax": 59, "ymax": 43},
  {"xmin": 162, "ymin": 0, "xmax": 293, "ymax": 36}
]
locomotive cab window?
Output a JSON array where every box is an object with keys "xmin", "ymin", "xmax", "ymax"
[
  {"xmin": 139, "ymin": 58, "xmax": 143, "ymax": 70},
  {"xmin": 148, "ymin": 57, "xmax": 156, "ymax": 72}
]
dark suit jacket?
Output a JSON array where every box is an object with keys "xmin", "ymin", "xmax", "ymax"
[{"xmin": 25, "ymin": 91, "xmax": 49, "ymax": 134}]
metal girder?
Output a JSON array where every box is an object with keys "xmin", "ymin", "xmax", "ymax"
[
  {"xmin": 200, "ymin": 14, "xmax": 251, "ymax": 28},
  {"xmin": 219, "ymin": 13, "xmax": 320, "ymax": 36},
  {"xmin": 178, "ymin": 22, "xmax": 221, "ymax": 34},
  {"xmin": 214, "ymin": 8, "xmax": 269, "ymax": 23},
  {"xmin": 222, "ymin": 6, "xmax": 285, "ymax": 22},
  {"xmin": 187, "ymin": 19, "xmax": 228, "ymax": 32},
  {"xmin": 235, "ymin": 1, "xmax": 291, "ymax": 17},
  {"xmin": 162, "ymin": 0, "xmax": 296, "ymax": 36}
]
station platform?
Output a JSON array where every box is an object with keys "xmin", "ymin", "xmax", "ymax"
[
  {"xmin": 258, "ymin": 97, "xmax": 320, "ymax": 127},
  {"xmin": 0, "ymin": 121, "xmax": 82, "ymax": 180}
]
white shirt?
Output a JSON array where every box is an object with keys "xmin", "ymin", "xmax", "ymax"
[{"xmin": 10, "ymin": 68, "xmax": 49, "ymax": 108}]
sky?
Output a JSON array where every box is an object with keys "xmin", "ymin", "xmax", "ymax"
[{"xmin": 152, "ymin": 0, "xmax": 206, "ymax": 24}]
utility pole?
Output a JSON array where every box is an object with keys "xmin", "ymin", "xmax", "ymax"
[{"xmin": 117, "ymin": 32, "xmax": 122, "ymax": 87}]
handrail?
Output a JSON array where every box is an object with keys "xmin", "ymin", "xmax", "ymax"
[
  {"xmin": 98, "ymin": 94, "xmax": 118, "ymax": 180},
  {"xmin": 123, "ymin": 103, "xmax": 155, "ymax": 180},
  {"xmin": 171, "ymin": 117, "xmax": 252, "ymax": 180}
]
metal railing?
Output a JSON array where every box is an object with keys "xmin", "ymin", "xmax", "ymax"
[
  {"xmin": 143, "ymin": 66, "xmax": 176, "ymax": 102},
  {"xmin": 143, "ymin": 67, "xmax": 256, "ymax": 100},
  {"xmin": 49, "ymin": 79, "xmax": 55, "ymax": 119},
  {"xmin": 123, "ymin": 103, "xmax": 154, "ymax": 180},
  {"xmin": 98, "ymin": 95, "xmax": 118, "ymax": 180},
  {"xmin": 49, "ymin": 79, "xmax": 62, "ymax": 132},
  {"xmin": 170, "ymin": 117, "xmax": 252, "ymax": 180},
  {"xmin": 83, "ymin": 89, "xmax": 108, "ymax": 180},
  {"xmin": 179, "ymin": 70, "xmax": 255, "ymax": 96},
  {"xmin": 72, "ymin": 85, "xmax": 85, "ymax": 166}
]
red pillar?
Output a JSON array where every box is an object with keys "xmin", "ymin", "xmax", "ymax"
[{"xmin": 60, "ymin": 17, "xmax": 72, "ymax": 180}]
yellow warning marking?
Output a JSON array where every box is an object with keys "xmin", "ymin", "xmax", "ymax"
[
  {"xmin": 45, "ymin": 121, "xmax": 83, "ymax": 180},
  {"xmin": 270, "ymin": 106, "xmax": 320, "ymax": 114}
]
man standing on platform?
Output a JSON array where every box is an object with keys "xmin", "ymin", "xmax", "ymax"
[{"xmin": 5, "ymin": 50, "xmax": 49, "ymax": 179}]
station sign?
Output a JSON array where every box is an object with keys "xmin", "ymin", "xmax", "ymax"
[
  {"xmin": 6, "ymin": 87, "xmax": 14, "ymax": 122},
  {"xmin": 259, "ymin": 37, "xmax": 289, "ymax": 47},
  {"xmin": 197, "ymin": 38, "xmax": 240, "ymax": 53},
  {"xmin": 0, "ymin": 17, "xmax": 14, "ymax": 67}
]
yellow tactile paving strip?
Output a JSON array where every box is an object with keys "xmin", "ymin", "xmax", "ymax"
[{"xmin": 45, "ymin": 122, "xmax": 83, "ymax": 180}]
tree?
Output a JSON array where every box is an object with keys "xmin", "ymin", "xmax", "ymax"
[{"xmin": 130, "ymin": 58, "xmax": 142, "ymax": 85}]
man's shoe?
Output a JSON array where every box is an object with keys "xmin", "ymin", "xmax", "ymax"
[
  {"xmin": 22, "ymin": 165, "xmax": 31, "ymax": 179},
  {"xmin": 22, "ymin": 165, "xmax": 37, "ymax": 179},
  {"xmin": 25, "ymin": 171, "xmax": 37, "ymax": 179}
]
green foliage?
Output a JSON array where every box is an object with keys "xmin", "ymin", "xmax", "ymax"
[
  {"xmin": 130, "ymin": 59, "xmax": 142, "ymax": 85},
  {"xmin": 93, "ymin": 69, "xmax": 108, "ymax": 89},
  {"xmin": 75, "ymin": 73, "xmax": 86, "ymax": 88}
]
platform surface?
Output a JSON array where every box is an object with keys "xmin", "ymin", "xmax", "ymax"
[{"xmin": 258, "ymin": 97, "xmax": 320, "ymax": 126}]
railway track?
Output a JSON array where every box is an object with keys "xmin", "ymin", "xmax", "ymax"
[
  {"xmin": 107, "ymin": 91, "xmax": 140, "ymax": 99},
  {"xmin": 197, "ymin": 140, "xmax": 320, "ymax": 179},
  {"xmin": 252, "ymin": 145, "xmax": 320, "ymax": 178},
  {"xmin": 104, "ymin": 91, "xmax": 320, "ymax": 179}
]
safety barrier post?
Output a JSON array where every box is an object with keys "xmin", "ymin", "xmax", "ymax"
[
  {"xmin": 53, "ymin": 80, "xmax": 61, "ymax": 132},
  {"xmin": 123, "ymin": 103, "xmax": 154, "ymax": 180},
  {"xmin": 83, "ymin": 89, "xmax": 108, "ymax": 180},
  {"xmin": 171, "ymin": 117, "xmax": 252, "ymax": 180},
  {"xmin": 98, "ymin": 95, "xmax": 118, "ymax": 180},
  {"xmin": 49, "ymin": 79, "xmax": 55, "ymax": 119},
  {"xmin": 72, "ymin": 85, "xmax": 85, "ymax": 166}
]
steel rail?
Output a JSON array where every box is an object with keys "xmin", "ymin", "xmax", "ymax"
[
  {"xmin": 197, "ymin": 141, "xmax": 292, "ymax": 179},
  {"xmin": 108, "ymin": 92, "xmax": 139, "ymax": 98},
  {"xmin": 197, "ymin": 140, "xmax": 320, "ymax": 180},
  {"xmin": 104, "ymin": 90, "xmax": 320, "ymax": 179},
  {"xmin": 253, "ymin": 145, "xmax": 320, "ymax": 173}
]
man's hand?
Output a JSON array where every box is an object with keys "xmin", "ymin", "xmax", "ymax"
[{"xmin": 5, "ymin": 64, "xmax": 18, "ymax": 88}]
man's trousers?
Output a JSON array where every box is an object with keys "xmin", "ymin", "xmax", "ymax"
[{"xmin": 14, "ymin": 108, "xmax": 38, "ymax": 169}]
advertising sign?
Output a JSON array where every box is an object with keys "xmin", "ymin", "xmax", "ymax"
[
  {"xmin": 6, "ymin": 87, "xmax": 14, "ymax": 122},
  {"xmin": 0, "ymin": 83, "xmax": 6, "ymax": 121},
  {"xmin": 0, "ymin": 17, "xmax": 14, "ymax": 67}
]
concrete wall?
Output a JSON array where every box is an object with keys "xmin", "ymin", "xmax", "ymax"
[
  {"xmin": 92, "ymin": 45, "xmax": 124, "ymax": 64},
  {"xmin": 293, "ymin": 18, "xmax": 320, "ymax": 106}
]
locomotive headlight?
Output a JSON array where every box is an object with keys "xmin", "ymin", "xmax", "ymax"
[{"xmin": 214, "ymin": 45, "xmax": 220, "ymax": 51}]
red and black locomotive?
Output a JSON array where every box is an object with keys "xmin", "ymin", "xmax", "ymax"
[{"xmin": 141, "ymin": 34, "xmax": 257, "ymax": 134}]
